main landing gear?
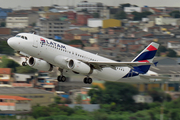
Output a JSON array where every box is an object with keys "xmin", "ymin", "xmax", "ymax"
[
  {"xmin": 83, "ymin": 77, "xmax": 93, "ymax": 84},
  {"xmin": 57, "ymin": 75, "xmax": 66, "ymax": 82},
  {"xmin": 57, "ymin": 69, "xmax": 66, "ymax": 82},
  {"xmin": 57, "ymin": 68, "xmax": 93, "ymax": 84},
  {"xmin": 22, "ymin": 57, "xmax": 28, "ymax": 66}
]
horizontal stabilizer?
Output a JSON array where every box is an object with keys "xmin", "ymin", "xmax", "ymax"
[{"xmin": 139, "ymin": 74, "xmax": 170, "ymax": 80}]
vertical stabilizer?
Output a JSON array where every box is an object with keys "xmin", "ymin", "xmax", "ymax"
[{"xmin": 132, "ymin": 42, "xmax": 159, "ymax": 74}]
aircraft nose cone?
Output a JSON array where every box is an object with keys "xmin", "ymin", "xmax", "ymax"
[{"xmin": 7, "ymin": 37, "xmax": 14, "ymax": 48}]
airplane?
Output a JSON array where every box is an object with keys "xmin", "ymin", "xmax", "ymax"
[{"xmin": 7, "ymin": 33, "xmax": 164, "ymax": 84}]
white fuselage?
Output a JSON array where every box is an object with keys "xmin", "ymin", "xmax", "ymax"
[{"xmin": 7, "ymin": 33, "xmax": 156, "ymax": 82}]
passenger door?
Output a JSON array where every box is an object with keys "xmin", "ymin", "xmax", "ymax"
[{"xmin": 33, "ymin": 34, "xmax": 38, "ymax": 48}]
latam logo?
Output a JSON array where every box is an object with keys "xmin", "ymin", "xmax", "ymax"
[
  {"xmin": 40, "ymin": 38, "xmax": 45, "ymax": 43},
  {"xmin": 40, "ymin": 38, "xmax": 66, "ymax": 49}
]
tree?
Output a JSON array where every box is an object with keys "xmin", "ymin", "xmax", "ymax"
[
  {"xmin": 167, "ymin": 49, "xmax": 177, "ymax": 57},
  {"xmin": 31, "ymin": 104, "xmax": 75, "ymax": 119},
  {"xmin": 132, "ymin": 12, "xmax": 142, "ymax": 20},
  {"xmin": 169, "ymin": 11, "xmax": 180, "ymax": 18},
  {"xmin": 148, "ymin": 89, "xmax": 171, "ymax": 102},
  {"xmin": 31, "ymin": 22, "xmax": 36, "ymax": 27},
  {"xmin": 0, "ymin": 56, "xmax": 37, "ymax": 73},
  {"xmin": 31, "ymin": 105, "xmax": 50, "ymax": 119},
  {"xmin": 0, "ymin": 41, "xmax": 14, "ymax": 55},
  {"xmin": 75, "ymin": 94, "xmax": 82, "ymax": 104},
  {"xmin": 16, "ymin": 65, "xmax": 37, "ymax": 74},
  {"xmin": 0, "ymin": 22, "xmax": 6, "ymax": 27},
  {"xmin": 92, "ymin": 13, "xmax": 100, "ymax": 18},
  {"xmin": 156, "ymin": 45, "xmax": 167, "ymax": 56},
  {"xmin": 141, "ymin": 11, "xmax": 153, "ymax": 17},
  {"xmin": 68, "ymin": 40, "xmax": 85, "ymax": 48},
  {"xmin": 132, "ymin": 11, "xmax": 153, "ymax": 21},
  {"xmin": 120, "ymin": 3, "xmax": 131, "ymax": 10},
  {"xmin": 114, "ymin": 11, "xmax": 127, "ymax": 19},
  {"xmin": 88, "ymin": 86, "xmax": 104, "ymax": 104},
  {"xmin": 81, "ymin": 9, "xmax": 89, "ymax": 13},
  {"xmin": 88, "ymin": 82, "xmax": 138, "ymax": 105},
  {"xmin": 0, "ymin": 56, "xmax": 20, "ymax": 72},
  {"xmin": 156, "ymin": 45, "xmax": 177, "ymax": 57},
  {"xmin": 54, "ymin": 96, "xmax": 62, "ymax": 104}
]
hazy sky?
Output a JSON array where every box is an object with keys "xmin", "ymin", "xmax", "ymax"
[{"xmin": 2, "ymin": 0, "xmax": 180, "ymax": 9}]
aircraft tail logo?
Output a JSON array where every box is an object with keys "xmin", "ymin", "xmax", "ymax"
[{"xmin": 132, "ymin": 42, "xmax": 159, "ymax": 74}]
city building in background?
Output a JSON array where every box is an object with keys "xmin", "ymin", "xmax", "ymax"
[
  {"xmin": 77, "ymin": 1, "xmax": 104, "ymax": 13},
  {"xmin": 39, "ymin": 19, "xmax": 70, "ymax": 39},
  {"xmin": 0, "ymin": 95, "xmax": 31, "ymax": 111},
  {"xmin": 0, "ymin": 87, "xmax": 55, "ymax": 106},
  {"xmin": 0, "ymin": 68, "xmax": 11, "ymax": 84},
  {"xmin": 6, "ymin": 12, "xmax": 38, "ymax": 28}
]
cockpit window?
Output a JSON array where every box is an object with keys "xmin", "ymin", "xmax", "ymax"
[
  {"xmin": 15, "ymin": 35, "xmax": 28, "ymax": 40},
  {"xmin": 16, "ymin": 35, "xmax": 21, "ymax": 37}
]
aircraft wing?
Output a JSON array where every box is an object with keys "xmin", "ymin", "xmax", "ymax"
[{"xmin": 87, "ymin": 61, "xmax": 152, "ymax": 70}]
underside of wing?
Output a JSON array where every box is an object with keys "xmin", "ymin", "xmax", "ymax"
[{"xmin": 87, "ymin": 61, "xmax": 152, "ymax": 70}]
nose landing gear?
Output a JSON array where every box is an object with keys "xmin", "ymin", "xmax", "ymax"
[{"xmin": 22, "ymin": 57, "xmax": 28, "ymax": 66}]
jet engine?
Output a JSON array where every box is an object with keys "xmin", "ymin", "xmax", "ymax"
[
  {"xmin": 67, "ymin": 59, "xmax": 92, "ymax": 75},
  {"xmin": 28, "ymin": 57, "xmax": 53, "ymax": 71}
]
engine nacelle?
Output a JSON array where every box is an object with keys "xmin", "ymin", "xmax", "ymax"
[
  {"xmin": 67, "ymin": 59, "xmax": 92, "ymax": 75},
  {"xmin": 28, "ymin": 57, "xmax": 53, "ymax": 71}
]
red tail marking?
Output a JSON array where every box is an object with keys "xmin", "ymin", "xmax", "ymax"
[
  {"xmin": 147, "ymin": 45, "xmax": 157, "ymax": 51},
  {"xmin": 138, "ymin": 60, "xmax": 149, "ymax": 62}
]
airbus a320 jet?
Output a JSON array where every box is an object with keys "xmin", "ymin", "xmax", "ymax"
[{"xmin": 8, "ymin": 33, "xmax": 161, "ymax": 84}]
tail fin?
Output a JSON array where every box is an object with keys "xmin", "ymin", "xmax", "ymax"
[{"xmin": 132, "ymin": 42, "xmax": 159, "ymax": 74}]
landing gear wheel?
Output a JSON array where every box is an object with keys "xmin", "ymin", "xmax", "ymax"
[
  {"xmin": 57, "ymin": 76, "xmax": 61, "ymax": 82},
  {"xmin": 61, "ymin": 76, "xmax": 66, "ymax": 82},
  {"xmin": 57, "ymin": 75, "xmax": 66, "ymax": 82},
  {"xmin": 88, "ymin": 78, "xmax": 92, "ymax": 84},
  {"xmin": 57, "ymin": 68, "xmax": 66, "ymax": 82},
  {"xmin": 22, "ymin": 57, "xmax": 28, "ymax": 66},
  {"xmin": 84, "ymin": 77, "xmax": 88, "ymax": 84},
  {"xmin": 22, "ymin": 62, "xmax": 27, "ymax": 66},
  {"xmin": 83, "ymin": 77, "xmax": 93, "ymax": 84}
]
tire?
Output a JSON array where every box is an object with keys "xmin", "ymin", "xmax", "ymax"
[
  {"xmin": 61, "ymin": 76, "xmax": 66, "ymax": 82},
  {"xmin": 88, "ymin": 78, "xmax": 92, "ymax": 84}
]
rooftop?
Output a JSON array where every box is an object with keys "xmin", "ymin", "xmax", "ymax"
[
  {"xmin": 0, "ymin": 68, "xmax": 11, "ymax": 74},
  {"xmin": 0, "ymin": 95, "xmax": 31, "ymax": 101},
  {"xmin": 0, "ymin": 87, "xmax": 53, "ymax": 94},
  {"xmin": 12, "ymin": 83, "xmax": 33, "ymax": 87}
]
